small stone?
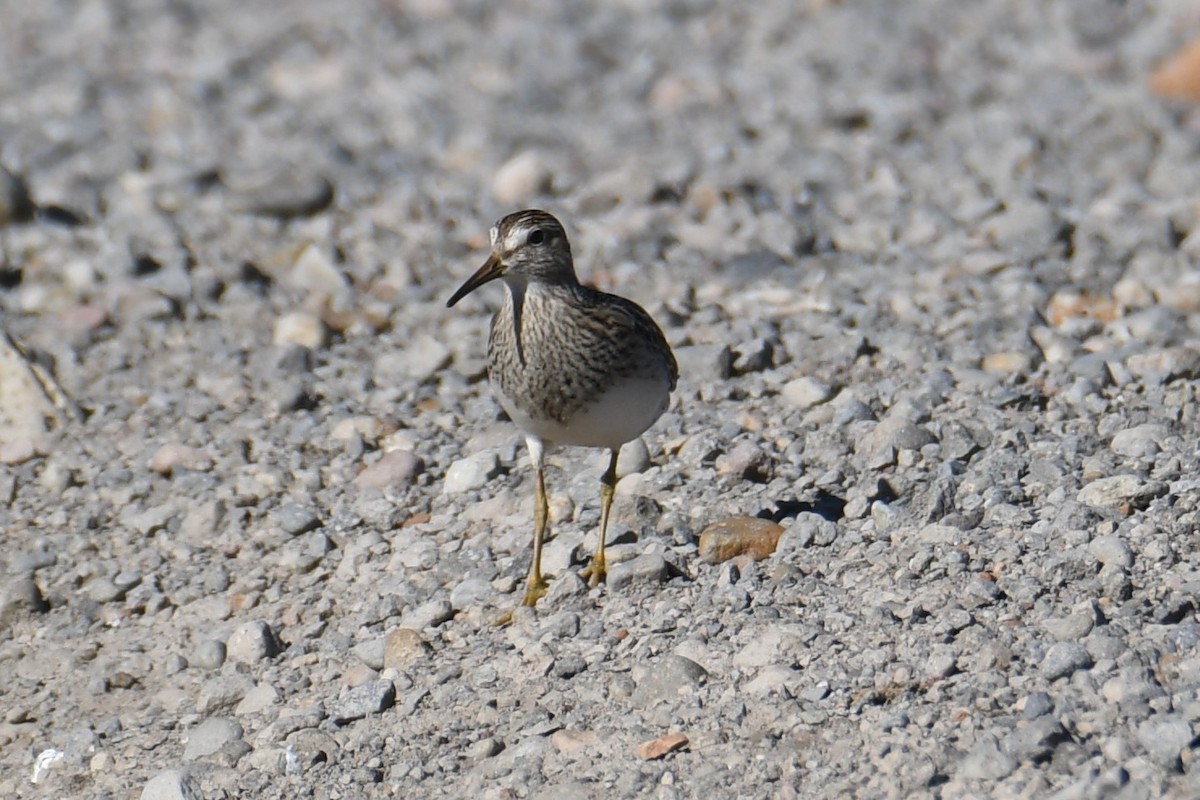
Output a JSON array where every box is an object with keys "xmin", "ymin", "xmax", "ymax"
[
  {"xmin": 958, "ymin": 736, "xmax": 1017, "ymax": 781},
  {"xmin": 1137, "ymin": 716, "xmax": 1193, "ymax": 768},
  {"xmin": 192, "ymin": 639, "xmax": 227, "ymax": 670},
  {"xmin": 1041, "ymin": 612, "xmax": 1094, "ymax": 642},
  {"xmin": 385, "ymin": 629, "xmax": 432, "ymax": 669},
  {"xmin": 234, "ymin": 173, "xmax": 334, "ymax": 219},
  {"xmin": 449, "ymin": 577, "xmax": 492, "ymax": 610},
  {"xmin": 467, "ymin": 737, "xmax": 505, "ymax": 760},
  {"xmin": 551, "ymin": 730, "xmax": 598, "ymax": 755},
  {"xmin": 274, "ymin": 503, "xmax": 320, "ymax": 535},
  {"xmin": 278, "ymin": 531, "xmax": 331, "ymax": 572},
  {"xmin": 925, "ymin": 647, "xmax": 959, "ymax": 681},
  {"xmin": 183, "ymin": 718, "xmax": 244, "ymax": 760},
  {"xmin": 632, "ymin": 654, "xmax": 707, "ymax": 705},
  {"xmin": 235, "ymin": 684, "xmax": 280, "ymax": 715},
  {"xmin": 981, "ymin": 351, "xmax": 1032, "ymax": 374},
  {"xmin": 672, "ymin": 343, "xmax": 734, "ymax": 382},
  {"xmin": 733, "ymin": 628, "xmax": 786, "ymax": 669},
  {"xmin": 492, "ymin": 151, "xmax": 552, "ymax": 205},
  {"xmin": 1109, "ymin": 424, "xmax": 1165, "ymax": 458},
  {"xmin": 331, "ymin": 679, "xmax": 396, "ymax": 724},
  {"xmin": 1124, "ymin": 347, "xmax": 1200, "ymax": 384},
  {"xmin": 636, "ymin": 732, "xmax": 689, "ymax": 760},
  {"xmin": 149, "ymin": 443, "xmax": 213, "ymax": 475},
  {"xmin": 86, "ymin": 576, "xmax": 125, "ymax": 603},
  {"xmin": 745, "ymin": 664, "xmax": 796, "ymax": 695},
  {"xmin": 1078, "ymin": 475, "xmax": 1166, "ymax": 510},
  {"xmin": 289, "ymin": 242, "xmax": 347, "ymax": 297},
  {"xmin": 698, "ymin": 517, "xmax": 785, "ymax": 564},
  {"xmin": 398, "ymin": 599, "xmax": 454, "ymax": 630},
  {"xmin": 1, "ymin": 576, "xmax": 48, "ymax": 623},
  {"xmin": 715, "ymin": 442, "xmax": 770, "ymax": 481},
  {"xmin": 616, "ymin": 438, "xmax": 651, "ymax": 478},
  {"xmin": 1046, "ymin": 291, "xmax": 1120, "ymax": 327},
  {"xmin": 273, "ymin": 311, "xmax": 328, "ymax": 350},
  {"xmin": 605, "ymin": 553, "xmax": 669, "ymax": 590},
  {"xmin": 1089, "ymin": 535, "xmax": 1133, "ymax": 568},
  {"xmin": 355, "ymin": 449, "xmax": 424, "ymax": 491},
  {"xmin": 443, "ymin": 452, "xmax": 500, "ymax": 494},
  {"xmin": 384, "ymin": 334, "xmax": 451, "ymax": 384},
  {"xmin": 141, "ymin": 769, "xmax": 203, "ymax": 800},
  {"xmin": 782, "ymin": 376, "xmax": 831, "ymax": 409},
  {"xmin": 553, "ymin": 655, "xmax": 588, "ymax": 679},
  {"xmin": 226, "ymin": 621, "xmax": 280, "ymax": 664},
  {"xmin": 1020, "ymin": 692, "xmax": 1054, "ymax": 719},
  {"xmin": 1040, "ymin": 642, "xmax": 1093, "ymax": 681},
  {"xmin": 0, "ymin": 164, "xmax": 34, "ymax": 226},
  {"xmin": 732, "ymin": 338, "xmax": 774, "ymax": 374}
]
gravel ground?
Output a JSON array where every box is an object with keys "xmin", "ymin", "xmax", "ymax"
[{"xmin": 3, "ymin": 0, "xmax": 1200, "ymax": 798}]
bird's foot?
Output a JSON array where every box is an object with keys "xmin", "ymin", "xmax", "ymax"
[
  {"xmin": 580, "ymin": 557, "xmax": 607, "ymax": 588},
  {"xmin": 521, "ymin": 576, "xmax": 549, "ymax": 607}
]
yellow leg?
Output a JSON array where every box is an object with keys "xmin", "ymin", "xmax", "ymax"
[
  {"xmin": 583, "ymin": 449, "xmax": 618, "ymax": 587},
  {"xmin": 521, "ymin": 437, "xmax": 550, "ymax": 607}
]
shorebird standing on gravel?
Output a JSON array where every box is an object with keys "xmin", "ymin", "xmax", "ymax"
[{"xmin": 447, "ymin": 209, "xmax": 678, "ymax": 610}]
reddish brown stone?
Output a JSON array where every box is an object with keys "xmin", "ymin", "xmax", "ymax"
[{"xmin": 698, "ymin": 517, "xmax": 785, "ymax": 564}]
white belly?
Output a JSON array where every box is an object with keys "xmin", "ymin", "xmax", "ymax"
[{"xmin": 496, "ymin": 376, "xmax": 670, "ymax": 449}]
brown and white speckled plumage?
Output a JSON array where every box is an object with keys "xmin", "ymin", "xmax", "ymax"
[{"xmin": 447, "ymin": 209, "xmax": 678, "ymax": 611}]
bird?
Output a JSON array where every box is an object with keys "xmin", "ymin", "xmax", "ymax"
[{"xmin": 447, "ymin": 209, "xmax": 678, "ymax": 610}]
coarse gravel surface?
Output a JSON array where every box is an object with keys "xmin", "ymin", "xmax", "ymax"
[{"xmin": 2, "ymin": 1, "xmax": 1200, "ymax": 798}]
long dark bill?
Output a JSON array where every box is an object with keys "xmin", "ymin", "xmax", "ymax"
[{"xmin": 446, "ymin": 252, "xmax": 505, "ymax": 308}]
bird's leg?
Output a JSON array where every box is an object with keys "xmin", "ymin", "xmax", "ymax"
[
  {"xmin": 521, "ymin": 436, "xmax": 550, "ymax": 607},
  {"xmin": 583, "ymin": 448, "xmax": 618, "ymax": 587}
]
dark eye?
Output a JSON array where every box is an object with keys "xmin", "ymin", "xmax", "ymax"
[{"xmin": 527, "ymin": 229, "xmax": 545, "ymax": 246}]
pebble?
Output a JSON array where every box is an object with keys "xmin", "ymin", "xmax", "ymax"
[
  {"xmin": 274, "ymin": 503, "xmax": 321, "ymax": 535},
  {"xmin": 233, "ymin": 173, "xmax": 334, "ymax": 219},
  {"xmin": 782, "ymin": 376, "xmax": 832, "ymax": 409},
  {"xmin": 354, "ymin": 449, "xmax": 424, "ymax": 491},
  {"xmin": 1089, "ymin": 535, "xmax": 1133, "ymax": 568},
  {"xmin": 632, "ymin": 655, "xmax": 707, "ymax": 705},
  {"xmin": 491, "ymin": 150, "xmax": 552, "ymax": 205},
  {"xmin": 715, "ymin": 442, "xmax": 770, "ymax": 481},
  {"xmin": 443, "ymin": 452, "xmax": 500, "ymax": 494},
  {"xmin": 226, "ymin": 621, "xmax": 280, "ymax": 664},
  {"xmin": 183, "ymin": 718, "xmax": 245, "ymax": 760},
  {"xmin": 1109, "ymin": 424, "xmax": 1165, "ymax": 458},
  {"xmin": 0, "ymin": 576, "xmax": 48, "ymax": 623},
  {"xmin": 381, "ymin": 334, "xmax": 451, "ymax": 384},
  {"xmin": 1078, "ymin": 476, "xmax": 1167, "ymax": 510},
  {"xmin": 1020, "ymin": 692, "xmax": 1054, "ymax": 719},
  {"xmin": 141, "ymin": 769, "xmax": 203, "ymax": 800},
  {"xmin": 272, "ymin": 311, "xmax": 327, "ymax": 350},
  {"xmin": 1137, "ymin": 716, "xmax": 1193, "ymax": 768},
  {"xmin": 605, "ymin": 553, "xmax": 669, "ymax": 590},
  {"xmin": 1039, "ymin": 642, "xmax": 1094, "ymax": 681},
  {"xmin": 398, "ymin": 599, "xmax": 454, "ymax": 630},
  {"xmin": 636, "ymin": 732, "xmax": 689, "ymax": 760},
  {"xmin": 616, "ymin": 437, "xmax": 652, "ymax": 478},
  {"xmin": 192, "ymin": 640, "xmax": 227, "ymax": 670},
  {"xmin": 673, "ymin": 343, "xmax": 734, "ymax": 382},
  {"xmin": 331, "ymin": 679, "xmax": 396, "ymax": 724},
  {"xmin": 958, "ymin": 736, "xmax": 1017, "ymax": 781},
  {"xmin": 234, "ymin": 684, "xmax": 280, "ymax": 715},
  {"xmin": 149, "ymin": 443, "xmax": 213, "ymax": 475},
  {"xmin": 0, "ymin": 164, "xmax": 34, "ymax": 226},
  {"xmin": 698, "ymin": 517, "xmax": 785, "ymax": 564},
  {"xmin": 288, "ymin": 242, "xmax": 347, "ymax": 297}
]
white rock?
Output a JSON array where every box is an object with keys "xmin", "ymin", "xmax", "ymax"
[
  {"xmin": 443, "ymin": 452, "xmax": 499, "ymax": 494},
  {"xmin": 782, "ymin": 377, "xmax": 831, "ymax": 409},
  {"xmin": 491, "ymin": 151, "xmax": 551, "ymax": 205},
  {"xmin": 273, "ymin": 311, "xmax": 327, "ymax": 350}
]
